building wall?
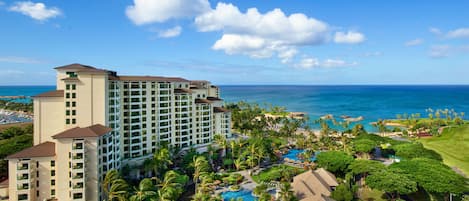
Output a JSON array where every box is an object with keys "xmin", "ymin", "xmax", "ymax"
[
  {"xmin": 7, "ymin": 157, "xmax": 55, "ymax": 201},
  {"xmin": 33, "ymin": 97, "xmax": 64, "ymax": 145},
  {"xmin": 74, "ymin": 73, "xmax": 108, "ymax": 128}
]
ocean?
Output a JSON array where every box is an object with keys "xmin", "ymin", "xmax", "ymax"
[
  {"xmin": 1, "ymin": 85, "xmax": 469, "ymax": 130},
  {"xmin": 219, "ymin": 85, "xmax": 469, "ymax": 130}
]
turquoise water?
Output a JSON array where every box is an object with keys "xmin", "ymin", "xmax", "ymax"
[
  {"xmin": 283, "ymin": 149, "xmax": 317, "ymax": 162},
  {"xmin": 221, "ymin": 190, "xmax": 257, "ymax": 201},
  {"xmin": 220, "ymin": 85, "xmax": 469, "ymax": 131},
  {"xmin": 2, "ymin": 85, "xmax": 469, "ymax": 131},
  {"xmin": 0, "ymin": 86, "xmax": 54, "ymax": 103}
]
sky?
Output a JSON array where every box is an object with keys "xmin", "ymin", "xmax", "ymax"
[{"xmin": 0, "ymin": 0, "xmax": 469, "ymax": 85}]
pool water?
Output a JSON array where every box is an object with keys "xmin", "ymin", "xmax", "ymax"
[
  {"xmin": 221, "ymin": 190, "xmax": 258, "ymax": 201},
  {"xmin": 283, "ymin": 149, "xmax": 318, "ymax": 162}
]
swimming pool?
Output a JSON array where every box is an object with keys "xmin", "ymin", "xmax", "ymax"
[
  {"xmin": 283, "ymin": 149, "xmax": 318, "ymax": 162},
  {"xmin": 221, "ymin": 190, "xmax": 258, "ymax": 201}
]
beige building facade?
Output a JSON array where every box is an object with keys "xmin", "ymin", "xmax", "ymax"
[{"xmin": 6, "ymin": 64, "xmax": 231, "ymax": 201}]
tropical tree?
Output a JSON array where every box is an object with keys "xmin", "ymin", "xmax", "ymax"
[
  {"xmin": 152, "ymin": 148, "xmax": 173, "ymax": 176},
  {"xmin": 316, "ymin": 151, "xmax": 354, "ymax": 175},
  {"xmin": 366, "ymin": 169, "xmax": 417, "ymax": 200},
  {"xmin": 348, "ymin": 159, "xmax": 385, "ymax": 186},
  {"xmin": 192, "ymin": 156, "xmax": 210, "ymax": 192},
  {"xmin": 234, "ymin": 157, "xmax": 246, "ymax": 171},
  {"xmin": 130, "ymin": 178, "xmax": 157, "ymax": 201},
  {"xmin": 352, "ymin": 139, "xmax": 377, "ymax": 159},
  {"xmin": 390, "ymin": 158, "xmax": 468, "ymax": 200},
  {"xmin": 102, "ymin": 170, "xmax": 121, "ymax": 199},
  {"xmin": 157, "ymin": 170, "xmax": 186, "ymax": 201},
  {"xmin": 278, "ymin": 182, "xmax": 297, "ymax": 201},
  {"xmin": 214, "ymin": 134, "xmax": 228, "ymax": 156},
  {"xmin": 331, "ymin": 183, "xmax": 354, "ymax": 201},
  {"xmin": 108, "ymin": 178, "xmax": 129, "ymax": 201}
]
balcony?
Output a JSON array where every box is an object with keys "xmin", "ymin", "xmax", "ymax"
[
  {"xmin": 17, "ymin": 165, "xmax": 28, "ymax": 170},
  {"xmin": 72, "ymin": 164, "xmax": 84, "ymax": 169},
  {"xmin": 17, "ymin": 175, "xmax": 29, "ymax": 180},
  {"xmin": 17, "ymin": 184, "xmax": 29, "ymax": 190}
]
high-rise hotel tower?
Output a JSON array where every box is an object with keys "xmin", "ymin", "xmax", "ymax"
[{"xmin": 5, "ymin": 64, "xmax": 231, "ymax": 201}]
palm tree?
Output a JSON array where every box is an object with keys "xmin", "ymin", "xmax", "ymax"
[
  {"xmin": 214, "ymin": 134, "xmax": 227, "ymax": 156},
  {"xmin": 157, "ymin": 170, "xmax": 183, "ymax": 201},
  {"xmin": 108, "ymin": 178, "xmax": 129, "ymax": 201},
  {"xmin": 234, "ymin": 158, "xmax": 246, "ymax": 171},
  {"xmin": 278, "ymin": 182, "xmax": 296, "ymax": 201},
  {"xmin": 153, "ymin": 148, "xmax": 173, "ymax": 176},
  {"xmin": 130, "ymin": 178, "xmax": 157, "ymax": 201},
  {"xmin": 102, "ymin": 169, "xmax": 121, "ymax": 198},
  {"xmin": 192, "ymin": 156, "xmax": 210, "ymax": 192}
]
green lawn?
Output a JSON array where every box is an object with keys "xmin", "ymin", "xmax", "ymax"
[
  {"xmin": 419, "ymin": 125, "xmax": 469, "ymax": 176},
  {"xmin": 251, "ymin": 165, "xmax": 304, "ymax": 183}
]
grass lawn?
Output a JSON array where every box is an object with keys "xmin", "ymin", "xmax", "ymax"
[
  {"xmin": 251, "ymin": 165, "xmax": 304, "ymax": 183},
  {"xmin": 358, "ymin": 187, "xmax": 387, "ymax": 201},
  {"xmin": 419, "ymin": 125, "xmax": 469, "ymax": 175}
]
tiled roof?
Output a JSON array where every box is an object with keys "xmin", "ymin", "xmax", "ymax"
[
  {"xmin": 6, "ymin": 142, "xmax": 55, "ymax": 159},
  {"xmin": 33, "ymin": 90, "xmax": 64, "ymax": 98},
  {"xmin": 110, "ymin": 76, "xmax": 189, "ymax": 82},
  {"xmin": 174, "ymin": 88, "xmax": 193, "ymax": 94},
  {"xmin": 195, "ymin": 99, "xmax": 212, "ymax": 104},
  {"xmin": 52, "ymin": 124, "xmax": 112, "ymax": 139},
  {"xmin": 292, "ymin": 168, "xmax": 337, "ymax": 201},
  {"xmin": 213, "ymin": 107, "xmax": 230, "ymax": 113},
  {"xmin": 54, "ymin": 63, "xmax": 109, "ymax": 73},
  {"xmin": 207, "ymin": 96, "xmax": 223, "ymax": 101}
]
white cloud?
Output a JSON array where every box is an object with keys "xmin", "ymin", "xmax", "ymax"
[
  {"xmin": 126, "ymin": 0, "xmax": 210, "ymax": 25},
  {"xmin": 0, "ymin": 1, "xmax": 5, "ymax": 6},
  {"xmin": 405, "ymin": 38, "xmax": 424, "ymax": 46},
  {"xmin": 446, "ymin": 28, "xmax": 469, "ymax": 39},
  {"xmin": 9, "ymin": 1, "xmax": 61, "ymax": 21},
  {"xmin": 295, "ymin": 57, "xmax": 356, "ymax": 69},
  {"xmin": 0, "ymin": 56, "xmax": 42, "ymax": 64},
  {"xmin": 158, "ymin": 26, "xmax": 182, "ymax": 38},
  {"xmin": 334, "ymin": 31, "xmax": 365, "ymax": 44},
  {"xmin": 196, "ymin": 3, "xmax": 330, "ymax": 61},
  {"xmin": 429, "ymin": 27, "xmax": 442, "ymax": 35},
  {"xmin": 429, "ymin": 45, "xmax": 450, "ymax": 58}
]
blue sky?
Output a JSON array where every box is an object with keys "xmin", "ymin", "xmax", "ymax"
[{"xmin": 0, "ymin": 0, "xmax": 468, "ymax": 85}]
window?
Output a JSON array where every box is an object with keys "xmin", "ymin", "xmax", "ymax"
[
  {"xmin": 66, "ymin": 102, "xmax": 70, "ymax": 107},
  {"xmin": 50, "ymin": 160, "xmax": 55, "ymax": 167},
  {"xmin": 72, "ymin": 110, "xmax": 76, "ymax": 115},
  {"xmin": 66, "ymin": 119, "xmax": 70, "ymax": 124},
  {"xmin": 51, "ymin": 179, "xmax": 55, "ymax": 186},
  {"xmin": 66, "ymin": 110, "xmax": 70, "ymax": 115},
  {"xmin": 71, "ymin": 84, "xmax": 76, "ymax": 90},
  {"xmin": 66, "ymin": 84, "xmax": 70, "ymax": 90},
  {"xmin": 72, "ymin": 102, "xmax": 76, "ymax": 107},
  {"xmin": 66, "ymin": 93, "xmax": 70, "ymax": 98},
  {"xmin": 72, "ymin": 119, "xmax": 76, "ymax": 124},
  {"xmin": 72, "ymin": 93, "xmax": 76, "ymax": 98},
  {"xmin": 51, "ymin": 189, "xmax": 55, "ymax": 196},
  {"xmin": 51, "ymin": 170, "xmax": 55, "ymax": 176}
]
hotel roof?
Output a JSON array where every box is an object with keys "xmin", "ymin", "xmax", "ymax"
[
  {"xmin": 195, "ymin": 98, "xmax": 212, "ymax": 104},
  {"xmin": 52, "ymin": 124, "xmax": 112, "ymax": 139},
  {"xmin": 54, "ymin": 63, "xmax": 109, "ymax": 73},
  {"xmin": 207, "ymin": 96, "xmax": 223, "ymax": 101},
  {"xmin": 174, "ymin": 88, "xmax": 193, "ymax": 93},
  {"xmin": 110, "ymin": 75, "xmax": 189, "ymax": 82},
  {"xmin": 33, "ymin": 90, "xmax": 64, "ymax": 98},
  {"xmin": 213, "ymin": 107, "xmax": 230, "ymax": 113},
  {"xmin": 6, "ymin": 141, "xmax": 55, "ymax": 159}
]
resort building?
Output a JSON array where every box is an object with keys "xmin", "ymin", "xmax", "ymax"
[
  {"xmin": 291, "ymin": 168, "xmax": 339, "ymax": 201},
  {"xmin": 5, "ymin": 64, "xmax": 231, "ymax": 201}
]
